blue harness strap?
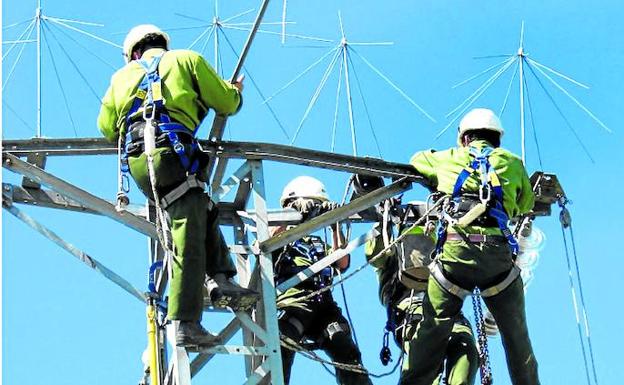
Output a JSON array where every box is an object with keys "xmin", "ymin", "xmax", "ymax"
[
  {"xmin": 121, "ymin": 53, "xmax": 200, "ymax": 175},
  {"xmin": 436, "ymin": 146, "xmax": 519, "ymax": 256}
]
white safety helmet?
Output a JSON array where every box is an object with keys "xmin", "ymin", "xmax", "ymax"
[
  {"xmin": 280, "ymin": 176, "xmax": 330, "ymax": 207},
  {"xmin": 457, "ymin": 108, "xmax": 504, "ymax": 145},
  {"xmin": 123, "ymin": 24, "xmax": 170, "ymax": 63}
]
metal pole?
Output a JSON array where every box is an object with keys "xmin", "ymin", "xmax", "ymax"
[
  {"xmin": 36, "ymin": 4, "xmax": 42, "ymax": 137},
  {"xmin": 518, "ymin": 22, "xmax": 526, "ymax": 163},
  {"xmin": 249, "ymin": 160, "xmax": 285, "ymax": 385},
  {"xmin": 207, "ymin": 0, "xmax": 270, "ymax": 146},
  {"xmin": 343, "ymin": 45, "xmax": 357, "ymax": 156}
]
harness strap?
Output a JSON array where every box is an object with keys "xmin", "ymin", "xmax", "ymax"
[
  {"xmin": 480, "ymin": 265, "xmax": 521, "ymax": 298},
  {"xmin": 429, "ymin": 260, "xmax": 521, "ymax": 300},
  {"xmin": 428, "ymin": 261, "xmax": 472, "ymax": 299},
  {"xmin": 159, "ymin": 175, "xmax": 210, "ymax": 210}
]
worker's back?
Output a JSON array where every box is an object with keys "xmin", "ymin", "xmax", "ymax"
[{"xmin": 98, "ymin": 47, "xmax": 240, "ymax": 141}]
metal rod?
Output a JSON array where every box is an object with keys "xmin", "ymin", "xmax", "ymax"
[
  {"xmin": 446, "ymin": 57, "xmax": 515, "ymax": 118},
  {"xmin": 290, "ymin": 47, "xmax": 342, "ymax": 145},
  {"xmin": 520, "ymin": 54, "xmax": 526, "ymax": 163},
  {"xmin": 500, "ymin": 59, "xmax": 519, "ymax": 116},
  {"xmin": 37, "ymin": 6, "xmax": 42, "ymax": 137},
  {"xmin": 222, "ymin": 8, "xmax": 255, "ymax": 24},
  {"xmin": 528, "ymin": 58, "xmax": 590, "ymax": 89},
  {"xmin": 518, "ymin": 20, "xmax": 527, "ymax": 163},
  {"xmin": 3, "ymin": 202, "xmax": 146, "ymax": 302},
  {"xmin": 529, "ymin": 58, "xmax": 612, "ymax": 133},
  {"xmin": 331, "ymin": 56, "xmax": 344, "ymax": 152},
  {"xmin": 437, "ymin": 58, "xmax": 515, "ymax": 139},
  {"xmin": 262, "ymin": 46, "xmax": 339, "ymax": 105},
  {"xmin": 277, "ymin": 227, "xmax": 379, "ymax": 293},
  {"xmin": 524, "ymin": 61, "xmax": 595, "ymax": 162},
  {"xmin": 250, "ymin": 160, "xmax": 285, "ymax": 385},
  {"xmin": 206, "ymin": 0, "xmax": 271, "ymax": 182},
  {"xmin": 189, "ymin": 320, "xmax": 242, "ymax": 375},
  {"xmin": 451, "ymin": 57, "xmax": 514, "ymax": 90},
  {"xmin": 2, "ymin": 138, "xmax": 429, "ymax": 182},
  {"xmin": 46, "ymin": 18, "xmax": 122, "ymax": 48},
  {"xmin": 2, "ymin": 18, "xmax": 35, "ymax": 60},
  {"xmin": 3, "ymin": 153, "xmax": 158, "ymax": 239},
  {"xmin": 342, "ymin": 45, "xmax": 358, "ymax": 156},
  {"xmin": 351, "ymin": 47, "xmax": 436, "ymax": 123},
  {"xmin": 2, "ymin": 21, "xmax": 37, "ymax": 92},
  {"xmin": 44, "ymin": 16, "xmax": 104, "ymax": 26},
  {"xmin": 281, "ymin": 0, "xmax": 288, "ymax": 44},
  {"xmin": 222, "ymin": 25, "xmax": 334, "ymax": 43},
  {"xmin": 260, "ymin": 178, "xmax": 412, "ymax": 253}
]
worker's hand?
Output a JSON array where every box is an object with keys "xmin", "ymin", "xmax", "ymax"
[
  {"xmin": 483, "ymin": 310, "xmax": 499, "ymax": 336},
  {"xmin": 319, "ymin": 201, "xmax": 339, "ymax": 214},
  {"xmin": 287, "ymin": 198, "xmax": 317, "ymax": 219},
  {"xmin": 232, "ymin": 74, "xmax": 245, "ymax": 93}
]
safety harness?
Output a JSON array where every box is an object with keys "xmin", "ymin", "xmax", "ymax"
[
  {"xmin": 430, "ymin": 145, "xmax": 521, "ymax": 300},
  {"xmin": 275, "ymin": 236, "xmax": 334, "ymax": 299},
  {"xmin": 118, "ymin": 52, "xmax": 206, "ymax": 208}
]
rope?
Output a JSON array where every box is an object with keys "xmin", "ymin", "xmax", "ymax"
[
  {"xmin": 280, "ymin": 334, "xmax": 402, "ymax": 378},
  {"xmin": 559, "ymin": 199, "xmax": 598, "ymax": 385},
  {"xmin": 277, "ymin": 197, "xmax": 445, "ymax": 309}
]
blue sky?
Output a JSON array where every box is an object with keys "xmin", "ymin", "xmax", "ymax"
[{"xmin": 3, "ymin": 1, "xmax": 624, "ymax": 384}]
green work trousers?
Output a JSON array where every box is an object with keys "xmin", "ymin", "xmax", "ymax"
[
  {"xmin": 400, "ymin": 239, "xmax": 540, "ymax": 385},
  {"xmin": 279, "ymin": 300, "xmax": 372, "ymax": 385},
  {"xmin": 128, "ymin": 147, "xmax": 236, "ymax": 321},
  {"xmin": 397, "ymin": 302, "xmax": 478, "ymax": 385}
]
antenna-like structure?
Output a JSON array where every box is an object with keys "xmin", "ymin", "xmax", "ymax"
[
  {"xmin": 264, "ymin": 11, "xmax": 434, "ymax": 157},
  {"xmin": 174, "ymin": 1, "xmax": 328, "ymax": 141},
  {"xmin": 439, "ymin": 22, "xmax": 610, "ymax": 164},
  {"xmin": 2, "ymin": 1, "xmax": 120, "ymax": 138}
]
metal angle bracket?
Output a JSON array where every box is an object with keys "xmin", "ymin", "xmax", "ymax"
[
  {"xmin": 530, "ymin": 171, "xmax": 566, "ymax": 217},
  {"xmin": 22, "ymin": 152, "xmax": 47, "ymax": 189}
]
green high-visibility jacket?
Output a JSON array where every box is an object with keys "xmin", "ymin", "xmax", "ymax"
[
  {"xmin": 98, "ymin": 48, "xmax": 241, "ymax": 141},
  {"xmin": 410, "ymin": 140, "xmax": 534, "ymax": 219}
]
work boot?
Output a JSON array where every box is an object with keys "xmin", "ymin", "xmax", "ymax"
[
  {"xmin": 176, "ymin": 321, "xmax": 220, "ymax": 348},
  {"xmin": 206, "ymin": 274, "xmax": 260, "ymax": 311}
]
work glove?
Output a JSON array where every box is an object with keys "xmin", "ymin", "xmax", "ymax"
[
  {"xmin": 287, "ymin": 198, "xmax": 317, "ymax": 219},
  {"xmin": 483, "ymin": 310, "xmax": 499, "ymax": 336},
  {"xmin": 288, "ymin": 199, "xmax": 339, "ymax": 220}
]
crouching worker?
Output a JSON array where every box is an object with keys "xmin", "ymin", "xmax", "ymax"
[
  {"xmin": 364, "ymin": 198, "xmax": 478, "ymax": 385},
  {"xmin": 97, "ymin": 24, "xmax": 258, "ymax": 347},
  {"xmin": 271, "ymin": 176, "xmax": 373, "ymax": 385}
]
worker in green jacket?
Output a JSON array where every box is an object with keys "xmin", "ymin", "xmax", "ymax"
[
  {"xmin": 272, "ymin": 176, "xmax": 372, "ymax": 385},
  {"xmin": 98, "ymin": 24, "xmax": 257, "ymax": 347},
  {"xmin": 364, "ymin": 223, "xmax": 478, "ymax": 385},
  {"xmin": 401, "ymin": 108, "xmax": 539, "ymax": 385}
]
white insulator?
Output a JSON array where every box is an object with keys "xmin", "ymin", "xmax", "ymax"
[{"xmin": 515, "ymin": 225, "xmax": 546, "ymax": 290}]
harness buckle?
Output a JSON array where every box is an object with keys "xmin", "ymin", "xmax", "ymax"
[
  {"xmin": 143, "ymin": 103, "xmax": 156, "ymax": 121},
  {"xmin": 479, "ymin": 183, "xmax": 491, "ymax": 204}
]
